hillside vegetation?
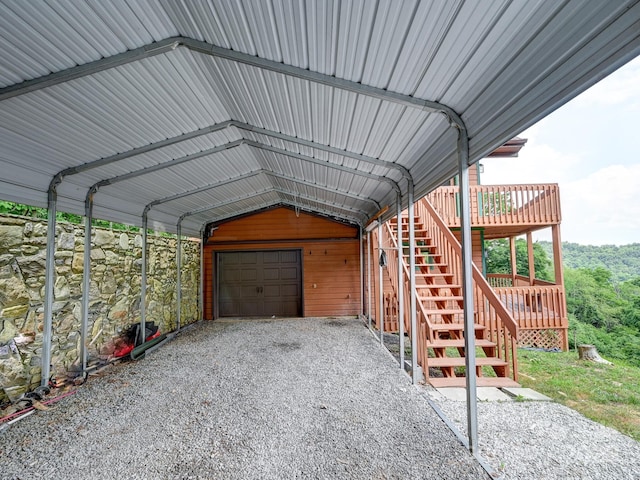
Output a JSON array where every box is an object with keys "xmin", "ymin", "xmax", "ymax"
[
  {"xmin": 539, "ymin": 241, "xmax": 640, "ymax": 283},
  {"xmin": 487, "ymin": 239, "xmax": 640, "ymax": 367}
]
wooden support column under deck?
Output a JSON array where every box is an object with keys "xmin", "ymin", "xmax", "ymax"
[
  {"xmin": 527, "ymin": 232, "xmax": 535, "ymax": 286},
  {"xmin": 510, "ymin": 236, "xmax": 517, "ymax": 286}
]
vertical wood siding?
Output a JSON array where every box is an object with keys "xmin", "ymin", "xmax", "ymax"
[{"xmin": 204, "ymin": 207, "xmax": 360, "ymax": 318}]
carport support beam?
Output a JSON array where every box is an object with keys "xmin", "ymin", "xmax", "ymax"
[
  {"xmin": 359, "ymin": 227, "xmax": 364, "ymax": 318},
  {"xmin": 41, "ymin": 187, "xmax": 59, "ymax": 387},
  {"xmin": 200, "ymin": 225, "xmax": 205, "ymax": 321},
  {"xmin": 397, "ymin": 193, "xmax": 405, "ymax": 370},
  {"xmin": 408, "ymin": 184, "xmax": 418, "ymax": 385},
  {"xmin": 80, "ymin": 189, "xmax": 96, "ymax": 373},
  {"xmin": 176, "ymin": 222, "xmax": 182, "ymax": 331},
  {"xmin": 367, "ymin": 230, "xmax": 372, "ymax": 330},
  {"xmin": 458, "ymin": 134, "xmax": 479, "ymax": 454},
  {"xmin": 140, "ymin": 211, "xmax": 148, "ymax": 345},
  {"xmin": 378, "ymin": 222, "xmax": 384, "ymax": 344}
]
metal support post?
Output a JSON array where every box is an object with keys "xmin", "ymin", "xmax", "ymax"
[
  {"xmin": 359, "ymin": 227, "xmax": 364, "ymax": 317},
  {"xmin": 140, "ymin": 211, "xmax": 148, "ymax": 345},
  {"xmin": 80, "ymin": 189, "xmax": 96, "ymax": 373},
  {"xmin": 176, "ymin": 221, "xmax": 182, "ymax": 331},
  {"xmin": 458, "ymin": 131, "xmax": 479, "ymax": 454},
  {"xmin": 408, "ymin": 184, "xmax": 418, "ymax": 385},
  {"xmin": 199, "ymin": 225, "xmax": 205, "ymax": 320},
  {"xmin": 397, "ymin": 194, "xmax": 405, "ymax": 370},
  {"xmin": 367, "ymin": 230, "xmax": 372, "ymax": 330},
  {"xmin": 378, "ymin": 222, "xmax": 384, "ymax": 344},
  {"xmin": 41, "ymin": 187, "xmax": 58, "ymax": 387}
]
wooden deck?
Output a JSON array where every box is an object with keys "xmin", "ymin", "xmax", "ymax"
[{"xmin": 428, "ymin": 184, "xmax": 561, "ymax": 239}]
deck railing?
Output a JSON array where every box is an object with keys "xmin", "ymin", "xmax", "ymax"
[
  {"xmin": 487, "ymin": 273, "xmax": 568, "ymax": 349},
  {"xmin": 428, "ymin": 184, "xmax": 561, "ymax": 228},
  {"xmin": 379, "ymin": 224, "xmax": 410, "ymax": 335}
]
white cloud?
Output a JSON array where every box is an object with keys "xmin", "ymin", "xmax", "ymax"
[
  {"xmin": 481, "ymin": 128, "xmax": 579, "ymax": 186},
  {"xmin": 574, "ymin": 56, "xmax": 640, "ymax": 111},
  {"xmin": 559, "ymin": 164, "xmax": 640, "ymax": 245}
]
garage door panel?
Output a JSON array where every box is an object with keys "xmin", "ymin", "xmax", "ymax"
[
  {"xmin": 263, "ymin": 251, "xmax": 280, "ymax": 263},
  {"xmin": 263, "ymin": 285, "xmax": 280, "ymax": 298},
  {"xmin": 281, "ymin": 284, "xmax": 299, "ymax": 297},
  {"xmin": 280, "ymin": 267, "xmax": 298, "ymax": 280},
  {"xmin": 263, "ymin": 267, "xmax": 280, "ymax": 281},
  {"xmin": 279, "ymin": 251, "xmax": 298, "ymax": 263},
  {"xmin": 241, "ymin": 269, "xmax": 258, "ymax": 282},
  {"xmin": 240, "ymin": 252, "xmax": 258, "ymax": 264}
]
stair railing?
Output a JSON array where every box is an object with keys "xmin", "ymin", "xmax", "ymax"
[
  {"xmin": 417, "ymin": 198, "xmax": 519, "ymax": 381},
  {"xmin": 381, "ymin": 220, "xmax": 441, "ymax": 370}
]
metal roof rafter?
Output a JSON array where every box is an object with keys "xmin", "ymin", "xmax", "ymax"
[
  {"xmin": 1, "ymin": 35, "xmax": 465, "ymax": 162},
  {"xmin": 143, "ymin": 169, "xmax": 377, "ymax": 218},
  {"xmin": 179, "ymin": 191, "xmax": 363, "ymax": 226},
  {"xmin": 263, "ymin": 170, "xmax": 381, "ymax": 210},
  {"xmin": 244, "ymin": 140, "xmax": 400, "ymax": 194}
]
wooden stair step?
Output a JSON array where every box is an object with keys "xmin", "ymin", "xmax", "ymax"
[
  {"xmin": 413, "ymin": 272, "xmax": 454, "ymax": 277},
  {"xmin": 427, "ymin": 357, "xmax": 507, "ymax": 368},
  {"xmin": 419, "ymin": 284, "xmax": 461, "ymax": 290},
  {"xmin": 423, "ymin": 309, "xmax": 464, "ymax": 316},
  {"xmin": 418, "ymin": 296, "xmax": 464, "ymax": 303},
  {"xmin": 427, "ymin": 377, "xmax": 520, "ymax": 388},
  {"xmin": 427, "ymin": 339, "xmax": 496, "ymax": 349},
  {"xmin": 430, "ymin": 323, "xmax": 484, "ymax": 332}
]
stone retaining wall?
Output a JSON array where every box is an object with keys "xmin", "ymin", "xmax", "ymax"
[{"xmin": 0, "ymin": 214, "xmax": 200, "ymax": 404}]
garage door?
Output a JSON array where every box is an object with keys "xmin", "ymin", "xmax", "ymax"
[{"xmin": 217, "ymin": 250, "xmax": 302, "ymax": 317}]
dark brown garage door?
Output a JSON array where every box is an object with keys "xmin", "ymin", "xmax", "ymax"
[{"xmin": 217, "ymin": 250, "xmax": 302, "ymax": 317}]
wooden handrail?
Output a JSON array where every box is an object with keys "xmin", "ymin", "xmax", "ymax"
[{"xmin": 420, "ymin": 198, "xmax": 519, "ymax": 340}]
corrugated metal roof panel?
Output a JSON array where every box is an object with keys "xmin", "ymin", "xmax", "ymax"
[{"xmin": 0, "ymin": 1, "xmax": 638, "ymax": 236}]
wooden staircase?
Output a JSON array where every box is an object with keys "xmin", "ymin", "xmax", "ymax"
[{"xmin": 385, "ymin": 205, "xmax": 519, "ymax": 388}]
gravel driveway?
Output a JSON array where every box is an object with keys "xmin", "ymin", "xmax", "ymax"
[{"xmin": 0, "ymin": 318, "xmax": 488, "ymax": 479}]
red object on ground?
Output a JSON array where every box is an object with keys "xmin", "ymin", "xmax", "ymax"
[{"xmin": 113, "ymin": 330, "xmax": 161, "ymax": 358}]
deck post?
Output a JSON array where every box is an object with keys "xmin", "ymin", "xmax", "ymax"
[
  {"xmin": 510, "ymin": 236, "xmax": 517, "ymax": 286},
  {"xmin": 140, "ymin": 211, "xmax": 148, "ymax": 345},
  {"xmin": 397, "ymin": 193, "xmax": 405, "ymax": 370},
  {"xmin": 408, "ymin": 183, "xmax": 418, "ymax": 385},
  {"xmin": 41, "ymin": 185, "xmax": 59, "ymax": 387},
  {"xmin": 527, "ymin": 232, "xmax": 535, "ymax": 285},
  {"xmin": 378, "ymin": 222, "xmax": 384, "ymax": 344},
  {"xmin": 176, "ymin": 221, "xmax": 182, "ymax": 331},
  {"xmin": 80, "ymin": 189, "xmax": 96, "ymax": 373},
  {"xmin": 367, "ymin": 230, "xmax": 372, "ymax": 330},
  {"xmin": 458, "ymin": 131, "xmax": 479, "ymax": 454}
]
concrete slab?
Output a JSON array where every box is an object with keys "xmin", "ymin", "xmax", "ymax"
[
  {"xmin": 501, "ymin": 387, "xmax": 552, "ymax": 401},
  {"xmin": 435, "ymin": 387, "xmax": 512, "ymax": 402}
]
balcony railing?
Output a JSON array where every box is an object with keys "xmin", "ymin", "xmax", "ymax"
[{"xmin": 428, "ymin": 184, "xmax": 561, "ymax": 228}]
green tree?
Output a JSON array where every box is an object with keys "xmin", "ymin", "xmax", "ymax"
[
  {"xmin": 564, "ymin": 267, "xmax": 623, "ymax": 331},
  {"xmin": 485, "ymin": 238, "xmax": 553, "ymax": 281}
]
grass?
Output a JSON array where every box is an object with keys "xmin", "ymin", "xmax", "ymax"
[{"xmin": 517, "ymin": 348, "xmax": 640, "ymax": 441}]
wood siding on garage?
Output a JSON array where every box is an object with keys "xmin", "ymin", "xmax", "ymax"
[{"xmin": 204, "ymin": 207, "xmax": 360, "ymax": 319}]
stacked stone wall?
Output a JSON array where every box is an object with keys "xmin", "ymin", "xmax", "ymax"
[{"xmin": 0, "ymin": 214, "xmax": 200, "ymax": 404}]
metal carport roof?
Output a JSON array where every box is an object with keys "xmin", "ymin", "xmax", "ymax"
[
  {"xmin": 1, "ymin": 1, "xmax": 639, "ymax": 236},
  {"xmin": 2, "ymin": 0, "xmax": 640, "ymax": 457}
]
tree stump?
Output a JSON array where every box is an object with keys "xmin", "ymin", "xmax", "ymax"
[{"xmin": 578, "ymin": 344, "xmax": 612, "ymax": 365}]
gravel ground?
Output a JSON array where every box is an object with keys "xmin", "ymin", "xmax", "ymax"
[
  {"xmin": 0, "ymin": 318, "xmax": 487, "ymax": 480},
  {"xmin": 427, "ymin": 390, "xmax": 640, "ymax": 480}
]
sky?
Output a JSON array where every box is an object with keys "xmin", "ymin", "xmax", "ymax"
[{"xmin": 481, "ymin": 55, "xmax": 640, "ymax": 246}]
